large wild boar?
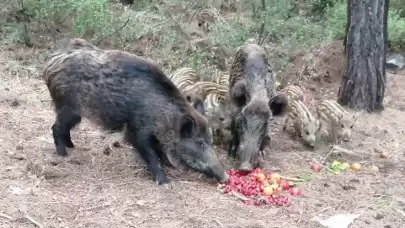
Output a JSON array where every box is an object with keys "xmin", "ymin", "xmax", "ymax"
[
  {"xmin": 228, "ymin": 43, "xmax": 288, "ymax": 171},
  {"xmin": 42, "ymin": 38, "xmax": 229, "ymax": 186}
]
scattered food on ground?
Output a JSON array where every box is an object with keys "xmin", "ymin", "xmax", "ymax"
[{"xmin": 217, "ymin": 168, "xmax": 299, "ymax": 207}]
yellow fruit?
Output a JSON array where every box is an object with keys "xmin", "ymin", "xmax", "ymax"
[
  {"xmin": 256, "ymin": 173, "xmax": 266, "ymax": 183},
  {"xmin": 269, "ymin": 184, "xmax": 279, "ymax": 190},
  {"xmin": 269, "ymin": 173, "xmax": 281, "ymax": 181},
  {"xmin": 263, "ymin": 187, "xmax": 273, "ymax": 196},
  {"xmin": 351, "ymin": 163, "xmax": 361, "ymax": 171},
  {"xmin": 371, "ymin": 165, "xmax": 379, "ymax": 172}
]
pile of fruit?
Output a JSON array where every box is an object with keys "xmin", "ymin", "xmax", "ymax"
[{"xmin": 217, "ymin": 168, "xmax": 302, "ymax": 207}]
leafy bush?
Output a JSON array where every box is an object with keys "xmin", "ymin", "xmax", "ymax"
[
  {"xmin": 387, "ymin": 9, "xmax": 405, "ymax": 50},
  {"xmin": 2, "ymin": 0, "xmax": 405, "ymax": 72},
  {"xmin": 25, "ymin": 0, "xmax": 111, "ymax": 38}
]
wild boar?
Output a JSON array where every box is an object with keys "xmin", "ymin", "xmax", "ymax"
[
  {"xmin": 42, "ymin": 38, "xmax": 229, "ymax": 186},
  {"xmin": 228, "ymin": 43, "xmax": 288, "ymax": 171}
]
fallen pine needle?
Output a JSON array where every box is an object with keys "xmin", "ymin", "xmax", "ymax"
[
  {"xmin": 231, "ymin": 191, "xmax": 249, "ymax": 201},
  {"xmin": 312, "ymin": 159, "xmax": 334, "ymax": 172},
  {"xmin": 332, "ymin": 145, "xmax": 355, "ymax": 155},
  {"xmin": 393, "ymin": 208, "xmax": 405, "ymax": 219},
  {"xmin": 24, "ymin": 215, "xmax": 43, "ymax": 228},
  {"xmin": 280, "ymin": 175, "xmax": 305, "ymax": 182},
  {"xmin": 0, "ymin": 212, "xmax": 14, "ymax": 221}
]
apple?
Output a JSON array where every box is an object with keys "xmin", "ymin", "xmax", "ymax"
[
  {"xmin": 310, "ymin": 163, "xmax": 322, "ymax": 172},
  {"xmin": 279, "ymin": 180, "xmax": 290, "ymax": 190},
  {"xmin": 255, "ymin": 173, "xmax": 266, "ymax": 183},
  {"xmin": 351, "ymin": 163, "xmax": 361, "ymax": 171},
  {"xmin": 269, "ymin": 173, "xmax": 281, "ymax": 182},
  {"xmin": 263, "ymin": 186, "xmax": 274, "ymax": 196},
  {"xmin": 289, "ymin": 187, "xmax": 302, "ymax": 196}
]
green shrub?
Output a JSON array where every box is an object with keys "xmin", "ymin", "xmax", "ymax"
[
  {"xmin": 3, "ymin": 0, "xmax": 405, "ymax": 72},
  {"xmin": 324, "ymin": 1, "xmax": 346, "ymax": 40},
  {"xmin": 25, "ymin": 0, "xmax": 111, "ymax": 38},
  {"xmin": 324, "ymin": 0, "xmax": 405, "ymax": 51},
  {"xmin": 388, "ymin": 9, "xmax": 405, "ymax": 50}
]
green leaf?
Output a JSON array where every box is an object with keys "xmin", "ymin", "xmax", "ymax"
[{"xmin": 331, "ymin": 160, "xmax": 342, "ymax": 169}]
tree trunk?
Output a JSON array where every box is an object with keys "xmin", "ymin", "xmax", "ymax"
[{"xmin": 338, "ymin": 0, "xmax": 389, "ymax": 112}]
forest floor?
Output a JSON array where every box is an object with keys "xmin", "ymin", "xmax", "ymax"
[{"xmin": 0, "ymin": 39, "xmax": 404, "ymax": 228}]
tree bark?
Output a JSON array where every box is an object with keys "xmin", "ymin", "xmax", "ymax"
[{"xmin": 338, "ymin": 0, "xmax": 389, "ymax": 112}]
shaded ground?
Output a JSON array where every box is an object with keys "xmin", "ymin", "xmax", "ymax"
[{"xmin": 0, "ymin": 40, "xmax": 404, "ymax": 228}]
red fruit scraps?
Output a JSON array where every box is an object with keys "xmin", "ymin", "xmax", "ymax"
[{"xmin": 217, "ymin": 168, "xmax": 293, "ymax": 207}]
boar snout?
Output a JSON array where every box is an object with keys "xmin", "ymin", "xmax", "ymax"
[
  {"xmin": 209, "ymin": 163, "xmax": 229, "ymax": 183},
  {"xmin": 238, "ymin": 161, "xmax": 254, "ymax": 172}
]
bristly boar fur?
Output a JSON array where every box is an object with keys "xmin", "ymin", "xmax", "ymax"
[
  {"xmin": 42, "ymin": 38, "xmax": 229, "ymax": 186},
  {"xmin": 228, "ymin": 43, "xmax": 288, "ymax": 171}
]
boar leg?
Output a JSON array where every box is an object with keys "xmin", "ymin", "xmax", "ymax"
[
  {"xmin": 327, "ymin": 123, "xmax": 337, "ymax": 145},
  {"xmin": 227, "ymin": 120, "xmax": 239, "ymax": 159},
  {"xmin": 259, "ymin": 135, "xmax": 271, "ymax": 157},
  {"xmin": 51, "ymin": 105, "xmax": 82, "ymax": 156},
  {"xmin": 64, "ymin": 115, "xmax": 82, "ymax": 148},
  {"xmin": 282, "ymin": 116, "xmax": 290, "ymax": 131},
  {"xmin": 130, "ymin": 132, "xmax": 169, "ymax": 185}
]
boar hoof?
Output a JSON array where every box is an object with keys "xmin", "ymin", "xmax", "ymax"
[
  {"xmin": 218, "ymin": 172, "xmax": 230, "ymax": 183},
  {"xmin": 162, "ymin": 183, "xmax": 173, "ymax": 189}
]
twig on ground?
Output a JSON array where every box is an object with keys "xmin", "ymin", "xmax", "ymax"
[
  {"xmin": 121, "ymin": 218, "xmax": 137, "ymax": 228},
  {"xmin": 312, "ymin": 159, "xmax": 334, "ymax": 172},
  {"xmin": 332, "ymin": 145, "xmax": 355, "ymax": 155},
  {"xmin": 314, "ymin": 206, "xmax": 332, "ymax": 215},
  {"xmin": 279, "ymin": 175, "xmax": 305, "ymax": 182},
  {"xmin": 120, "ymin": 145, "xmax": 133, "ymax": 150},
  {"xmin": 321, "ymin": 145, "xmax": 335, "ymax": 164},
  {"xmin": 212, "ymin": 218, "xmax": 225, "ymax": 228},
  {"xmin": 80, "ymin": 202, "xmax": 112, "ymax": 212},
  {"xmin": 96, "ymin": 18, "xmax": 130, "ymax": 46},
  {"xmin": 231, "ymin": 191, "xmax": 248, "ymax": 201},
  {"xmin": 297, "ymin": 201, "xmax": 304, "ymax": 223},
  {"xmin": 24, "ymin": 215, "xmax": 43, "ymax": 228},
  {"xmin": 0, "ymin": 212, "xmax": 15, "ymax": 221},
  {"xmin": 393, "ymin": 196, "xmax": 405, "ymax": 205},
  {"xmin": 393, "ymin": 207, "xmax": 405, "ymax": 219}
]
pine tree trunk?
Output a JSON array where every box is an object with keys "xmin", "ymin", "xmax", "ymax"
[{"xmin": 338, "ymin": 0, "xmax": 389, "ymax": 112}]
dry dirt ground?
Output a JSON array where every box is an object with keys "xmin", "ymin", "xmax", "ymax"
[{"xmin": 0, "ymin": 40, "xmax": 404, "ymax": 228}]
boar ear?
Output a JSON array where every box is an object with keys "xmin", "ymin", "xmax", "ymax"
[
  {"xmin": 178, "ymin": 114, "xmax": 196, "ymax": 138},
  {"xmin": 268, "ymin": 93, "xmax": 288, "ymax": 116},
  {"xmin": 231, "ymin": 81, "xmax": 247, "ymax": 107},
  {"xmin": 192, "ymin": 97, "xmax": 206, "ymax": 116}
]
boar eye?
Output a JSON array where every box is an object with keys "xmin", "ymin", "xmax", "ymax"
[
  {"xmin": 198, "ymin": 142, "xmax": 204, "ymax": 148},
  {"xmin": 305, "ymin": 130, "xmax": 309, "ymax": 135},
  {"xmin": 350, "ymin": 125, "xmax": 353, "ymax": 129},
  {"xmin": 341, "ymin": 124, "xmax": 344, "ymax": 128}
]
